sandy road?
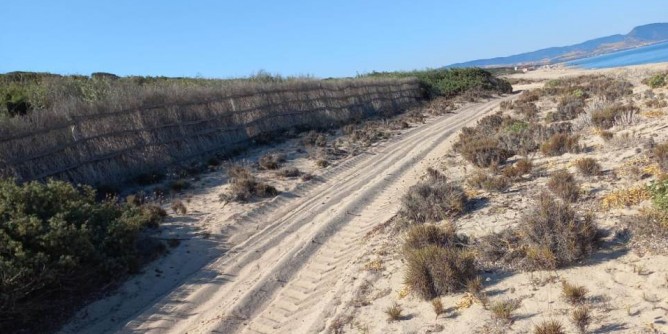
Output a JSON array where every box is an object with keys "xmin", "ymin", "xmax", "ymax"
[{"xmin": 62, "ymin": 96, "xmax": 511, "ymax": 334}]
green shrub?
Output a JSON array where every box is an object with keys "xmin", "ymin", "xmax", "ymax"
[
  {"xmin": 646, "ymin": 74, "xmax": 667, "ymax": 89},
  {"xmin": 0, "ymin": 179, "xmax": 165, "ymax": 332},
  {"xmin": 648, "ymin": 178, "xmax": 668, "ymax": 211},
  {"xmin": 361, "ymin": 68, "xmax": 512, "ymax": 98}
]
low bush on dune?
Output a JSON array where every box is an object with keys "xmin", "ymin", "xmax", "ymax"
[
  {"xmin": 653, "ymin": 142, "xmax": 668, "ymax": 172},
  {"xmin": 542, "ymin": 75, "xmax": 633, "ymax": 102},
  {"xmin": 221, "ymin": 166, "xmax": 279, "ymax": 202},
  {"xmin": 477, "ymin": 193, "xmax": 600, "ymax": 271},
  {"xmin": 403, "ymin": 224, "xmax": 477, "ymax": 299},
  {"xmin": 547, "ymin": 170, "xmax": 580, "ymax": 202},
  {"xmin": 400, "ymin": 171, "xmax": 468, "ymax": 223},
  {"xmin": 540, "ymin": 133, "xmax": 581, "ymax": 156},
  {"xmin": 590, "ymin": 103, "xmax": 639, "ymax": 129},
  {"xmin": 574, "ymin": 157, "xmax": 601, "ymax": 176},
  {"xmin": 545, "ymin": 95, "xmax": 585, "ymax": 122},
  {"xmin": 0, "ymin": 178, "xmax": 167, "ymax": 333},
  {"xmin": 467, "ymin": 170, "xmax": 510, "ymax": 192},
  {"xmin": 361, "ymin": 68, "xmax": 512, "ymax": 99},
  {"xmin": 644, "ymin": 73, "xmax": 667, "ymax": 89}
]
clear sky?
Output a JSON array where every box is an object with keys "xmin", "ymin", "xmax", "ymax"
[{"xmin": 1, "ymin": 1, "xmax": 666, "ymax": 78}]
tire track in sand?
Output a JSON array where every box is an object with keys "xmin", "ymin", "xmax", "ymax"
[{"xmin": 63, "ymin": 97, "xmax": 512, "ymax": 334}]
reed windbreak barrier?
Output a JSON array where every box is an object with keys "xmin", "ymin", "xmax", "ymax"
[{"xmin": 0, "ymin": 78, "xmax": 423, "ymax": 185}]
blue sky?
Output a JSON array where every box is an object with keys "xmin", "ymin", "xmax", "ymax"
[{"xmin": 1, "ymin": 1, "xmax": 666, "ymax": 78}]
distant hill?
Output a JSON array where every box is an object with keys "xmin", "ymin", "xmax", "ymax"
[{"xmin": 449, "ymin": 23, "xmax": 668, "ymax": 68}]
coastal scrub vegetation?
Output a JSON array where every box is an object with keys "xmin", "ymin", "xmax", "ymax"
[
  {"xmin": 403, "ymin": 223, "xmax": 477, "ymax": 299},
  {"xmin": 0, "ymin": 178, "xmax": 167, "ymax": 333},
  {"xmin": 360, "ymin": 68, "xmax": 513, "ymax": 99},
  {"xmin": 477, "ymin": 193, "xmax": 600, "ymax": 271}
]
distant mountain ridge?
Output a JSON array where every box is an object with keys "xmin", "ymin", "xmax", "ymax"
[{"xmin": 449, "ymin": 23, "xmax": 668, "ymax": 68}]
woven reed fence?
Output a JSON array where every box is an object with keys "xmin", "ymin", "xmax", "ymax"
[{"xmin": 0, "ymin": 78, "xmax": 423, "ymax": 185}]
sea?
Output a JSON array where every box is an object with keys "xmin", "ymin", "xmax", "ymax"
[{"xmin": 565, "ymin": 41, "xmax": 668, "ymax": 69}]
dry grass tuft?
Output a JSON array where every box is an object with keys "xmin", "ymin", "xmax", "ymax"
[
  {"xmin": 403, "ymin": 223, "xmax": 463, "ymax": 250},
  {"xmin": 571, "ymin": 306, "xmax": 592, "ymax": 334},
  {"xmin": 489, "ymin": 299, "xmax": 521, "ymax": 324},
  {"xmin": 502, "ymin": 158, "xmax": 533, "ymax": 179},
  {"xmin": 547, "ymin": 170, "xmax": 580, "ymax": 202},
  {"xmin": 467, "ymin": 170, "xmax": 510, "ymax": 192},
  {"xmin": 533, "ymin": 320, "xmax": 565, "ymax": 334},
  {"xmin": 384, "ymin": 302, "xmax": 403, "ymax": 322},
  {"xmin": 561, "ymin": 281, "xmax": 588, "ymax": 304},
  {"xmin": 654, "ymin": 143, "xmax": 668, "ymax": 171},
  {"xmin": 432, "ymin": 298, "xmax": 445, "ymax": 318},
  {"xmin": 574, "ymin": 158, "xmax": 601, "ymax": 176},
  {"xmin": 601, "ymin": 186, "xmax": 650, "ymax": 209}
]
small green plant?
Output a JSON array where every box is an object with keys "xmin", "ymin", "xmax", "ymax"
[
  {"xmin": 647, "ymin": 73, "xmax": 666, "ymax": 89},
  {"xmin": 575, "ymin": 158, "xmax": 601, "ymax": 176},
  {"xmin": 571, "ymin": 306, "xmax": 592, "ymax": 334},
  {"xmin": 648, "ymin": 178, "xmax": 668, "ymax": 211},
  {"xmin": 547, "ymin": 170, "xmax": 580, "ymax": 202},
  {"xmin": 561, "ymin": 281, "xmax": 588, "ymax": 304},
  {"xmin": 533, "ymin": 320, "xmax": 565, "ymax": 334},
  {"xmin": 384, "ymin": 302, "xmax": 403, "ymax": 322}
]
